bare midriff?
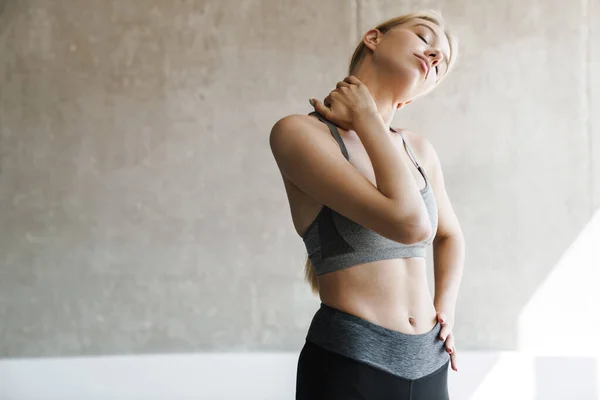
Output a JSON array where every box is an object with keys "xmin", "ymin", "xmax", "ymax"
[{"xmin": 317, "ymin": 257, "xmax": 438, "ymax": 335}]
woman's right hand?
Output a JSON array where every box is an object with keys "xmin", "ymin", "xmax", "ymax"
[{"xmin": 310, "ymin": 76, "xmax": 381, "ymax": 131}]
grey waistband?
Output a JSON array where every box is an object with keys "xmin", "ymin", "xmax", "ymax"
[{"xmin": 305, "ymin": 303, "xmax": 450, "ymax": 380}]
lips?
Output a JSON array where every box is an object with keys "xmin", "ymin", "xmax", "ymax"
[{"xmin": 415, "ymin": 54, "xmax": 429, "ymax": 76}]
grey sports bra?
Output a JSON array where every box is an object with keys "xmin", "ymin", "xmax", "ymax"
[{"xmin": 302, "ymin": 111, "xmax": 438, "ymax": 275}]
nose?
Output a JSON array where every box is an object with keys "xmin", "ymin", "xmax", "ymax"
[{"xmin": 427, "ymin": 49, "xmax": 442, "ymax": 67}]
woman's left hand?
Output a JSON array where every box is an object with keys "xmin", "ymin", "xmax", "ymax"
[{"xmin": 436, "ymin": 311, "xmax": 458, "ymax": 372}]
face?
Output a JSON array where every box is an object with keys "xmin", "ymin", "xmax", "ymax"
[{"xmin": 366, "ymin": 19, "xmax": 452, "ymax": 99}]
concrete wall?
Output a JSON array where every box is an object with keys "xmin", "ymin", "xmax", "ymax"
[{"xmin": 0, "ymin": 0, "xmax": 598, "ymax": 363}]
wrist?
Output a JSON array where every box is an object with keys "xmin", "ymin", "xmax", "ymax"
[
  {"xmin": 434, "ymin": 299, "xmax": 455, "ymax": 316},
  {"xmin": 351, "ymin": 111, "xmax": 385, "ymax": 133}
]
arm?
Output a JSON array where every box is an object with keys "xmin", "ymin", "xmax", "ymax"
[
  {"xmin": 423, "ymin": 139, "xmax": 465, "ymax": 322},
  {"xmin": 269, "ymin": 114, "xmax": 431, "ymax": 244}
]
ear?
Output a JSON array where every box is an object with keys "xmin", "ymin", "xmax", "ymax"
[{"xmin": 363, "ymin": 29, "xmax": 382, "ymax": 51}]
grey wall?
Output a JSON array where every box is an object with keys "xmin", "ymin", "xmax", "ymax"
[{"xmin": 0, "ymin": 0, "xmax": 597, "ymax": 357}]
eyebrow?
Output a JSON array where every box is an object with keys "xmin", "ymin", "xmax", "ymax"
[{"xmin": 413, "ymin": 23, "xmax": 450, "ymax": 76}]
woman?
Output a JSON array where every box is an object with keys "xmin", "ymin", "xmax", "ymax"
[{"xmin": 270, "ymin": 10, "xmax": 465, "ymax": 400}]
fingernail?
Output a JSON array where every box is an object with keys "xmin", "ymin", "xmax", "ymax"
[{"xmin": 309, "ymin": 99, "xmax": 315, "ymax": 107}]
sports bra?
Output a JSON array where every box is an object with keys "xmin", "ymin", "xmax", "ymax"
[{"xmin": 302, "ymin": 111, "xmax": 438, "ymax": 275}]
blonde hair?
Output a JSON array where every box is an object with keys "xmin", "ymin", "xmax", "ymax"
[
  {"xmin": 303, "ymin": 11, "xmax": 459, "ymax": 295},
  {"xmin": 304, "ymin": 255, "xmax": 319, "ymax": 294},
  {"xmin": 350, "ymin": 10, "xmax": 459, "ymax": 80}
]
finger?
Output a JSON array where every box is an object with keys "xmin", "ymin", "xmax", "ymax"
[
  {"xmin": 326, "ymin": 90, "xmax": 342, "ymax": 106},
  {"xmin": 445, "ymin": 333, "xmax": 455, "ymax": 353},
  {"xmin": 311, "ymin": 99, "xmax": 331, "ymax": 119},
  {"xmin": 437, "ymin": 311, "xmax": 446, "ymax": 325},
  {"xmin": 344, "ymin": 75, "xmax": 361, "ymax": 85},
  {"xmin": 439, "ymin": 324, "xmax": 451, "ymax": 341},
  {"xmin": 336, "ymin": 81, "xmax": 351, "ymax": 89},
  {"xmin": 450, "ymin": 350, "xmax": 458, "ymax": 372}
]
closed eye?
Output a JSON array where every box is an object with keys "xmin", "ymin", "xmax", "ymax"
[{"xmin": 417, "ymin": 34, "xmax": 440, "ymax": 75}]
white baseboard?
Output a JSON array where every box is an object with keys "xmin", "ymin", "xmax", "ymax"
[{"xmin": 0, "ymin": 352, "xmax": 597, "ymax": 400}]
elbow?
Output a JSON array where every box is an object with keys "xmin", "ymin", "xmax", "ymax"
[
  {"xmin": 404, "ymin": 225, "xmax": 432, "ymax": 244},
  {"xmin": 392, "ymin": 214, "xmax": 432, "ymax": 244}
]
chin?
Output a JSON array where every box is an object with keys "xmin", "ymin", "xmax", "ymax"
[{"xmin": 386, "ymin": 68, "xmax": 420, "ymax": 88}]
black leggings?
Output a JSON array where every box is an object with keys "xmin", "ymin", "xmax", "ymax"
[{"xmin": 296, "ymin": 341, "xmax": 450, "ymax": 400}]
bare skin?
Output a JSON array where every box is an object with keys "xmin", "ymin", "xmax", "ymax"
[
  {"xmin": 270, "ymin": 18, "xmax": 464, "ymax": 371},
  {"xmin": 282, "ymin": 116, "xmax": 435, "ymax": 334}
]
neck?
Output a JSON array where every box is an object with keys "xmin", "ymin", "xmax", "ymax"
[{"xmin": 352, "ymin": 65, "xmax": 413, "ymax": 128}]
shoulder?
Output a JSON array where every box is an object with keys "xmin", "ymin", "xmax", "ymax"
[
  {"xmin": 271, "ymin": 114, "xmax": 306, "ymax": 137},
  {"xmin": 270, "ymin": 114, "xmax": 310, "ymax": 146},
  {"xmin": 270, "ymin": 114, "xmax": 326, "ymax": 142},
  {"xmin": 270, "ymin": 113, "xmax": 336, "ymax": 157},
  {"xmin": 392, "ymin": 128, "xmax": 439, "ymax": 167},
  {"xmin": 271, "ymin": 113, "xmax": 323, "ymax": 134}
]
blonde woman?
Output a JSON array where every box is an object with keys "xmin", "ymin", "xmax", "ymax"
[{"xmin": 270, "ymin": 10, "xmax": 464, "ymax": 399}]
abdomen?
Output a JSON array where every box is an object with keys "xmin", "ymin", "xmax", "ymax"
[{"xmin": 317, "ymin": 257, "xmax": 437, "ymax": 335}]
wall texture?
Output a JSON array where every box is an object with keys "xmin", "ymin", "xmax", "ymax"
[{"xmin": 0, "ymin": 0, "xmax": 597, "ymax": 358}]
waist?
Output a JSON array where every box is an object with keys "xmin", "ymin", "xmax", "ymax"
[
  {"xmin": 317, "ymin": 258, "xmax": 437, "ymax": 334},
  {"xmin": 305, "ymin": 302, "xmax": 449, "ymax": 380}
]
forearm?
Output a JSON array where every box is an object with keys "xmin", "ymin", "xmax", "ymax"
[
  {"xmin": 353, "ymin": 115, "xmax": 429, "ymax": 223},
  {"xmin": 433, "ymin": 234, "xmax": 465, "ymax": 319}
]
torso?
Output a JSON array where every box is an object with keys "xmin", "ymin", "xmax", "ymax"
[{"xmin": 282, "ymin": 115, "xmax": 438, "ymax": 335}]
